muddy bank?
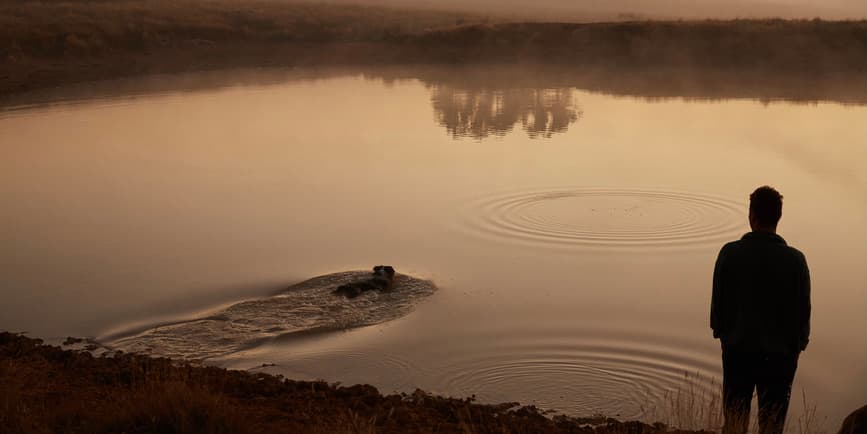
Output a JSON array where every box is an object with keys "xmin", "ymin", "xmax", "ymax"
[{"xmin": 0, "ymin": 332, "xmax": 710, "ymax": 433}]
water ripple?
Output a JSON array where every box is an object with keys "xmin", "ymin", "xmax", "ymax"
[
  {"xmin": 458, "ymin": 188, "xmax": 746, "ymax": 250},
  {"xmin": 428, "ymin": 334, "xmax": 720, "ymax": 419},
  {"xmin": 106, "ymin": 271, "xmax": 436, "ymax": 361}
]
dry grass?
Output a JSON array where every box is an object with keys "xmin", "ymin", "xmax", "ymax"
[
  {"xmin": 0, "ymin": 348, "xmax": 250, "ymax": 433},
  {"xmin": 1, "ymin": 333, "xmax": 848, "ymax": 433},
  {"xmin": 3, "ymin": 332, "xmax": 712, "ymax": 434},
  {"xmin": 647, "ymin": 372, "xmax": 723, "ymax": 432},
  {"xmin": 645, "ymin": 371, "xmax": 832, "ymax": 434}
]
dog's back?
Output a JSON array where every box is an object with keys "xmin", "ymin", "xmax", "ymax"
[{"xmin": 333, "ymin": 266, "xmax": 396, "ymax": 298}]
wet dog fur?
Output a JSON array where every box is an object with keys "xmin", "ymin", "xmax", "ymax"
[{"xmin": 333, "ymin": 265, "xmax": 396, "ymax": 298}]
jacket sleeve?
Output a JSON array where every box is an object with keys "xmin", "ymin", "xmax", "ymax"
[
  {"xmin": 710, "ymin": 245, "xmax": 727, "ymax": 339},
  {"xmin": 798, "ymin": 252, "xmax": 811, "ymax": 351}
]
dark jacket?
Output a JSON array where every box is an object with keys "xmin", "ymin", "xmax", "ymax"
[{"xmin": 711, "ymin": 231, "xmax": 811, "ymax": 354}]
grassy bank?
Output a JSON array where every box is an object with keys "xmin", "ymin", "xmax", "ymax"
[
  {"xmin": 0, "ymin": 0, "xmax": 864, "ymax": 99},
  {"xmin": 0, "ymin": 332, "xmax": 710, "ymax": 433}
]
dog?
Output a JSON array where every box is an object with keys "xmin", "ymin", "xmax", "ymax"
[{"xmin": 332, "ymin": 266, "xmax": 396, "ymax": 298}]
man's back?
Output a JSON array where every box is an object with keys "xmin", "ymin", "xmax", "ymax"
[
  {"xmin": 711, "ymin": 231, "xmax": 811, "ymax": 354},
  {"xmin": 713, "ymin": 186, "xmax": 811, "ymax": 434}
]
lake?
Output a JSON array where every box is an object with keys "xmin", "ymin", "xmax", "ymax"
[{"xmin": 1, "ymin": 66, "xmax": 864, "ymax": 430}]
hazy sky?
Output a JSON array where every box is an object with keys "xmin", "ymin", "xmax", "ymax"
[{"xmin": 328, "ymin": 0, "xmax": 865, "ymax": 20}]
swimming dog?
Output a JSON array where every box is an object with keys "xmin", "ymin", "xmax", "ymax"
[{"xmin": 332, "ymin": 266, "xmax": 396, "ymax": 298}]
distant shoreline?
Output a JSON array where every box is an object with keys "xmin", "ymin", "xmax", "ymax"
[
  {"xmin": 1, "ymin": 0, "xmax": 864, "ymax": 102},
  {"xmin": 0, "ymin": 332, "xmax": 701, "ymax": 433}
]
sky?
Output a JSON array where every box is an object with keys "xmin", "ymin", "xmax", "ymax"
[{"xmin": 323, "ymin": 0, "xmax": 865, "ymax": 20}]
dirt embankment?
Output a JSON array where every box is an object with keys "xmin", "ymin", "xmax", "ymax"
[
  {"xmin": 0, "ymin": 0, "xmax": 864, "ymax": 101},
  {"xmin": 0, "ymin": 332, "xmax": 709, "ymax": 433}
]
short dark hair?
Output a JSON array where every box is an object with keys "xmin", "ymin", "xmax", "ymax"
[{"xmin": 749, "ymin": 186, "xmax": 783, "ymax": 228}]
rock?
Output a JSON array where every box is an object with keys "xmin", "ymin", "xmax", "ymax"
[{"xmin": 839, "ymin": 405, "xmax": 867, "ymax": 434}]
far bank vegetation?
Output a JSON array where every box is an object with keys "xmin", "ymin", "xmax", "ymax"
[{"xmin": 0, "ymin": 0, "xmax": 864, "ymax": 95}]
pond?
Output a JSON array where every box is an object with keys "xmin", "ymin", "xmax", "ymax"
[{"xmin": 0, "ymin": 66, "xmax": 863, "ymax": 429}]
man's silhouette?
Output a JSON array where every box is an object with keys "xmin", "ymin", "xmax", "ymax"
[{"xmin": 711, "ymin": 186, "xmax": 811, "ymax": 434}]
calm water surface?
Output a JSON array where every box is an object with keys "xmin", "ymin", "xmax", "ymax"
[{"xmin": 1, "ymin": 68, "xmax": 864, "ymax": 429}]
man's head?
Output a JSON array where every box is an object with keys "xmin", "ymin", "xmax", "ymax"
[{"xmin": 749, "ymin": 186, "xmax": 783, "ymax": 232}]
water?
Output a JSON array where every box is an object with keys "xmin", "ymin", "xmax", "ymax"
[
  {"xmin": 459, "ymin": 188, "xmax": 745, "ymax": 250},
  {"xmin": 0, "ymin": 66, "xmax": 864, "ymax": 429},
  {"xmin": 108, "ymin": 271, "xmax": 436, "ymax": 360}
]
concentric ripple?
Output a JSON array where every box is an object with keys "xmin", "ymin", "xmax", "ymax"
[
  {"xmin": 428, "ymin": 332, "xmax": 721, "ymax": 420},
  {"xmin": 458, "ymin": 188, "xmax": 746, "ymax": 250},
  {"xmin": 105, "ymin": 271, "xmax": 436, "ymax": 361}
]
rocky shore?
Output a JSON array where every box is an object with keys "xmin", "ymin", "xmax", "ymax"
[{"xmin": 0, "ymin": 332, "xmax": 709, "ymax": 433}]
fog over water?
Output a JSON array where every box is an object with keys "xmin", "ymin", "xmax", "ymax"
[{"xmin": 0, "ymin": 67, "xmax": 864, "ymax": 429}]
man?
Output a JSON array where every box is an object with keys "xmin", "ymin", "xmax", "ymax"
[{"xmin": 711, "ymin": 186, "xmax": 811, "ymax": 434}]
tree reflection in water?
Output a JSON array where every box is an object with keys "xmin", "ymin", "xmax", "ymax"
[{"xmin": 429, "ymin": 86, "xmax": 582, "ymax": 139}]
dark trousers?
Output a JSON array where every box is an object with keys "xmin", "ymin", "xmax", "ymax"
[{"xmin": 722, "ymin": 350, "xmax": 799, "ymax": 434}]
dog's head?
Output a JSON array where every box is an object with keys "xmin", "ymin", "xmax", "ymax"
[{"xmin": 373, "ymin": 265, "xmax": 396, "ymax": 279}]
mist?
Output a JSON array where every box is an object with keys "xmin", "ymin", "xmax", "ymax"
[{"xmin": 319, "ymin": 0, "xmax": 865, "ymax": 21}]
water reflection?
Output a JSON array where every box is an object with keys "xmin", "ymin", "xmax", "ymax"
[
  {"xmin": 2, "ymin": 65, "xmax": 863, "ymax": 135},
  {"xmin": 430, "ymin": 86, "xmax": 582, "ymax": 139}
]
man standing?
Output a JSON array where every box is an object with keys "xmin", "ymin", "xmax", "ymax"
[{"xmin": 711, "ymin": 186, "xmax": 811, "ymax": 434}]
